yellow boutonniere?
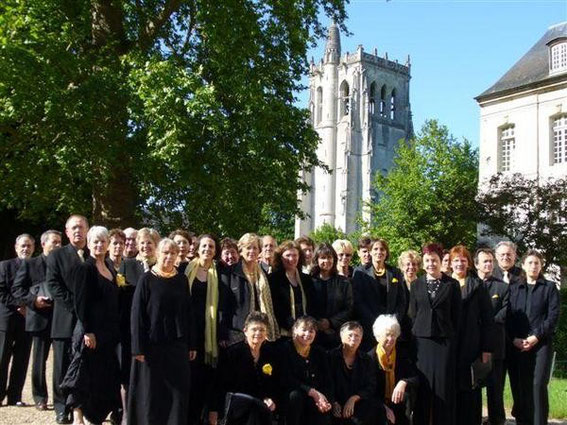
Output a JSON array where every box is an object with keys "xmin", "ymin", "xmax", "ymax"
[
  {"xmin": 392, "ymin": 278, "xmax": 398, "ymax": 283},
  {"xmin": 262, "ymin": 363, "xmax": 273, "ymax": 376},
  {"xmin": 116, "ymin": 274, "xmax": 127, "ymax": 287}
]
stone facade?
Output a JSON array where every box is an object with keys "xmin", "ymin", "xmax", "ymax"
[{"xmin": 295, "ymin": 23, "xmax": 413, "ymax": 237}]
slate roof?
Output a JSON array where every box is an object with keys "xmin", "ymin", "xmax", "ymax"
[{"xmin": 476, "ymin": 22, "xmax": 567, "ymax": 101}]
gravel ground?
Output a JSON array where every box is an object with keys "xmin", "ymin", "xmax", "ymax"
[{"xmin": 0, "ymin": 347, "xmax": 565, "ymax": 424}]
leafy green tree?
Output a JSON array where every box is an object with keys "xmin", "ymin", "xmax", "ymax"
[
  {"xmin": 0, "ymin": 0, "xmax": 347, "ymax": 234},
  {"xmin": 309, "ymin": 223, "xmax": 346, "ymax": 245},
  {"xmin": 363, "ymin": 120, "xmax": 479, "ymax": 261},
  {"xmin": 477, "ymin": 173, "xmax": 567, "ymax": 273}
]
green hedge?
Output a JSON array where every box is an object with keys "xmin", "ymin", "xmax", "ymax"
[{"xmin": 553, "ymin": 288, "xmax": 567, "ymax": 378}]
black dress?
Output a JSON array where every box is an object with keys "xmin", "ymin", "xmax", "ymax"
[
  {"xmin": 408, "ymin": 274, "xmax": 461, "ymax": 425},
  {"xmin": 506, "ymin": 277, "xmax": 560, "ymax": 425},
  {"xmin": 61, "ymin": 257, "xmax": 121, "ymax": 424},
  {"xmin": 128, "ymin": 271, "xmax": 193, "ymax": 425},
  {"xmin": 311, "ymin": 274, "xmax": 353, "ymax": 349},
  {"xmin": 212, "ymin": 341, "xmax": 281, "ymax": 424},
  {"xmin": 280, "ymin": 340, "xmax": 332, "ymax": 425},
  {"xmin": 328, "ymin": 347, "xmax": 381, "ymax": 425}
]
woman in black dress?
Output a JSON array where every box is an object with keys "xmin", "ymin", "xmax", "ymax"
[
  {"xmin": 328, "ymin": 321, "xmax": 380, "ymax": 425},
  {"xmin": 222, "ymin": 233, "xmax": 279, "ymax": 345},
  {"xmin": 269, "ymin": 241, "xmax": 314, "ymax": 337},
  {"xmin": 408, "ymin": 243, "xmax": 461, "ymax": 425},
  {"xmin": 370, "ymin": 315, "xmax": 418, "ymax": 425},
  {"xmin": 449, "ymin": 245, "xmax": 494, "ymax": 425},
  {"xmin": 310, "ymin": 243, "xmax": 352, "ymax": 349},
  {"xmin": 281, "ymin": 316, "xmax": 332, "ymax": 425},
  {"xmin": 128, "ymin": 238, "xmax": 195, "ymax": 425},
  {"xmin": 184, "ymin": 234, "xmax": 231, "ymax": 425},
  {"xmin": 116, "ymin": 227, "xmax": 160, "ymax": 423},
  {"xmin": 62, "ymin": 226, "xmax": 121, "ymax": 425},
  {"xmin": 210, "ymin": 311, "xmax": 281, "ymax": 425},
  {"xmin": 507, "ymin": 250, "xmax": 560, "ymax": 425}
]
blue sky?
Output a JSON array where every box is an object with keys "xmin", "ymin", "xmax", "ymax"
[{"xmin": 298, "ymin": 0, "xmax": 567, "ymax": 147}]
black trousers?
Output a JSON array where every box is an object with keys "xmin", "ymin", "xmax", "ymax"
[
  {"xmin": 0, "ymin": 315, "xmax": 32, "ymax": 404},
  {"xmin": 486, "ymin": 358, "xmax": 506, "ymax": 425},
  {"xmin": 30, "ymin": 329, "xmax": 52, "ymax": 404},
  {"xmin": 285, "ymin": 390, "xmax": 331, "ymax": 425},
  {"xmin": 52, "ymin": 338, "xmax": 72, "ymax": 415},
  {"xmin": 332, "ymin": 399, "xmax": 384, "ymax": 425},
  {"xmin": 508, "ymin": 342, "xmax": 553, "ymax": 425},
  {"xmin": 456, "ymin": 388, "xmax": 482, "ymax": 425}
]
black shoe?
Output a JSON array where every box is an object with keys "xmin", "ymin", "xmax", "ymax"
[
  {"xmin": 56, "ymin": 412, "xmax": 72, "ymax": 424},
  {"xmin": 35, "ymin": 402, "xmax": 48, "ymax": 411},
  {"xmin": 7, "ymin": 400, "xmax": 27, "ymax": 407}
]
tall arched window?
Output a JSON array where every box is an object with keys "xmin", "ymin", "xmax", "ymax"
[
  {"xmin": 369, "ymin": 82, "xmax": 376, "ymax": 115},
  {"xmin": 316, "ymin": 87, "xmax": 323, "ymax": 124},
  {"xmin": 390, "ymin": 88, "xmax": 397, "ymax": 120},
  {"xmin": 340, "ymin": 80, "xmax": 350, "ymax": 117},
  {"xmin": 379, "ymin": 85, "xmax": 387, "ymax": 117}
]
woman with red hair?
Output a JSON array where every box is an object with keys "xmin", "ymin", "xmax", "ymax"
[
  {"xmin": 449, "ymin": 245, "xmax": 494, "ymax": 425},
  {"xmin": 408, "ymin": 243, "xmax": 461, "ymax": 425}
]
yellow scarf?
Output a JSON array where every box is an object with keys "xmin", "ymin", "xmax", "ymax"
[
  {"xmin": 136, "ymin": 254, "xmax": 156, "ymax": 272},
  {"xmin": 185, "ymin": 259, "xmax": 219, "ymax": 366},
  {"xmin": 377, "ymin": 343, "xmax": 396, "ymax": 401},
  {"xmin": 151, "ymin": 265, "xmax": 177, "ymax": 279},
  {"xmin": 244, "ymin": 262, "xmax": 280, "ymax": 341},
  {"xmin": 289, "ymin": 269, "xmax": 307, "ymax": 320}
]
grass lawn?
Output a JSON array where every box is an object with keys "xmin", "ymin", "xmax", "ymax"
[{"xmin": 497, "ymin": 376, "xmax": 567, "ymax": 419}]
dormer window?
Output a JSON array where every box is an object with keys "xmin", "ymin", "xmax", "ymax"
[{"xmin": 549, "ymin": 39, "xmax": 567, "ymax": 74}]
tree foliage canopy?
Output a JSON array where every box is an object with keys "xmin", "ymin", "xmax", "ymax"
[
  {"xmin": 363, "ymin": 120, "xmax": 479, "ymax": 260},
  {"xmin": 0, "ymin": 0, "xmax": 347, "ymax": 235},
  {"xmin": 477, "ymin": 173, "xmax": 567, "ymax": 272}
]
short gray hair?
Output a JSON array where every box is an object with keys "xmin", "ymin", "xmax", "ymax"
[
  {"xmin": 372, "ymin": 314, "xmax": 401, "ymax": 340},
  {"xmin": 16, "ymin": 233, "xmax": 35, "ymax": 245},
  {"xmin": 494, "ymin": 241, "xmax": 516, "ymax": 253},
  {"xmin": 87, "ymin": 226, "xmax": 109, "ymax": 244},
  {"xmin": 41, "ymin": 230, "xmax": 62, "ymax": 245},
  {"xmin": 157, "ymin": 238, "xmax": 179, "ymax": 255}
]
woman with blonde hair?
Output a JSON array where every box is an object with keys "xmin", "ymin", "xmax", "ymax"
[
  {"xmin": 332, "ymin": 239, "xmax": 354, "ymax": 279},
  {"xmin": 398, "ymin": 250, "xmax": 421, "ymax": 290},
  {"xmin": 221, "ymin": 233, "xmax": 279, "ymax": 345}
]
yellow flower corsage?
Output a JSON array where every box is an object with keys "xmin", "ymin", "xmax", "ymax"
[
  {"xmin": 116, "ymin": 274, "xmax": 127, "ymax": 287},
  {"xmin": 392, "ymin": 278, "xmax": 398, "ymax": 283},
  {"xmin": 262, "ymin": 363, "xmax": 273, "ymax": 376}
]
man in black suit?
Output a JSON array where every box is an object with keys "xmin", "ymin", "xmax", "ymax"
[
  {"xmin": 0, "ymin": 233, "xmax": 35, "ymax": 406},
  {"xmin": 12, "ymin": 230, "xmax": 62, "ymax": 411},
  {"xmin": 46, "ymin": 215, "xmax": 89, "ymax": 424},
  {"xmin": 475, "ymin": 248, "xmax": 509, "ymax": 425},
  {"xmin": 492, "ymin": 241, "xmax": 522, "ymax": 285}
]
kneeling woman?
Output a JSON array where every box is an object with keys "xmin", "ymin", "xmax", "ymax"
[
  {"xmin": 128, "ymin": 238, "xmax": 195, "ymax": 425},
  {"xmin": 210, "ymin": 312, "xmax": 280, "ymax": 425},
  {"xmin": 370, "ymin": 315, "xmax": 418, "ymax": 425},
  {"xmin": 328, "ymin": 322, "xmax": 381, "ymax": 425},
  {"xmin": 281, "ymin": 316, "xmax": 332, "ymax": 425}
]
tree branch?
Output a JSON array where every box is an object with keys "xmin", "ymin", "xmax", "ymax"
[{"xmin": 139, "ymin": 0, "xmax": 185, "ymax": 52}]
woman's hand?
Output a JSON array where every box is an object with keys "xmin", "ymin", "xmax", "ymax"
[
  {"xmin": 385, "ymin": 404, "xmax": 396, "ymax": 424},
  {"xmin": 208, "ymin": 411, "xmax": 218, "ymax": 425},
  {"xmin": 391, "ymin": 380, "xmax": 407, "ymax": 404},
  {"xmin": 523, "ymin": 335, "xmax": 539, "ymax": 351},
  {"xmin": 84, "ymin": 333, "xmax": 96, "ymax": 350},
  {"xmin": 308, "ymin": 389, "xmax": 331, "ymax": 413},
  {"xmin": 134, "ymin": 355, "xmax": 145, "ymax": 362},
  {"xmin": 189, "ymin": 350, "xmax": 197, "ymax": 361},
  {"xmin": 263, "ymin": 398, "xmax": 276, "ymax": 412},
  {"xmin": 342, "ymin": 395, "xmax": 360, "ymax": 418},
  {"xmin": 332, "ymin": 402, "xmax": 342, "ymax": 418}
]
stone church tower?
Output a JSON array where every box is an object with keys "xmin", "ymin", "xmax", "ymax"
[{"xmin": 295, "ymin": 23, "xmax": 413, "ymax": 236}]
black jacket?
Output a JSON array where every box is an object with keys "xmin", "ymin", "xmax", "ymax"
[
  {"xmin": 492, "ymin": 265, "xmax": 522, "ymax": 285},
  {"xmin": 310, "ymin": 274, "xmax": 353, "ymax": 330},
  {"xmin": 368, "ymin": 343, "xmax": 419, "ymax": 402},
  {"xmin": 506, "ymin": 277, "xmax": 560, "ymax": 344},
  {"xmin": 409, "ymin": 274, "xmax": 461, "ymax": 339},
  {"xmin": 46, "ymin": 244, "xmax": 88, "ymax": 339},
  {"xmin": 456, "ymin": 275, "xmax": 495, "ymax": 390},
  {"xmin": 352, "ymin": 264, "xmax": 408, "ymax": 348},
  {"xmin": 12, "ymin": 255, "xmax": 52, "ymax": 333},
  {"xmin": 328, "ymin": 346, "xmax": 377, "ymax": 405},
  {"xmin": 269, "ymin": 269, "xmax": 314, "ymax": 334},
  {"xmin": 0, "ymin": 258, "xmax": 23, "ymax": 331},
  {"xmin": 482, "ymin": 275, "xmax": 509, "ymax": 359}
]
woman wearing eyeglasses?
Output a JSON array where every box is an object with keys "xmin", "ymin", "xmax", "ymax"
[{"xmin": 332, "ymin": 239, "xmax": 354, "ymax": 279}]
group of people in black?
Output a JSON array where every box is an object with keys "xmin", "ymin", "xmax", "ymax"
[{"xmin": 0, "ymin": 213, "xmax": 561, "ymax": 425}]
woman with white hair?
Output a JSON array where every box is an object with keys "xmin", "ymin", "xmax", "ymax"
[
  {"xmin": 62, "ymin": 226, "xmax": 121, "ymax": 425},
  {"xmin": 128, "ymin": 238, "xmax": 195, "ymax": 425},
  {"xmin": 332, "ymin": 239, "xmax": 354, "ymax": 279},
  {"xmin": 370, "ymin": 315, "xmax": 418, "ymax": 425}
]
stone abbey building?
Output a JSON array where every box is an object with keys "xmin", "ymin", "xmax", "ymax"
[{"xmin": 295, "ymin": 23, "xmax": 414, "ymax": 236}]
